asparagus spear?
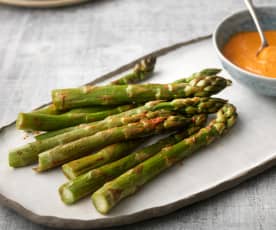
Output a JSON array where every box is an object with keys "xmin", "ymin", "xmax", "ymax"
[
  {"xmin": 31, "ymin": 68, "xmax": 217, "ymax": 117},
  {"xmin": 32, "ymin": 104, "xmax": 61, "ymax": 115},
  {"xmin": 36, "ymin": 68, "xmax": 222, "ymax": 140},
  {"xmin": 60, "ymin": 98, "xmax": 225, "ymax": 179},
  {"xmin": 16, "ymin": 105, "xmax": 135, "ymax": 131},
  {"xmin": 9, "ymin": 106, "xmax": 169, "ymax": 168},
  {"xmin": 92, "ymin": 104, "xmax": 237, "ymax": 214},
  {"xmin": 34, "ymin": 68, "xmax": 215, "ymax": 114},
  {"xmin": 32, "ymin": 57, "xmax": 156, "ymax": 116},
  {"xmin": 36, "ymin": 115, "xmax": 195, "ymax": 172},
  {"xmin": 27, "ymin": 97, "xmax": 223, "ymax": 132},
  {"xmin": 36, "ymin": 107, "xmax": 122, "ymax": 140},
  {"xmin": 150, "ymin": 97, "xmax": 226, "ymax": 115},
  {"xmin": 59, "ymin": 114, "xmax": 207, "ymax": 203},
  {"xmin": 111, "ymin": 56, "xmax": 156, "ymax": 85},
  {"xmin": 65, "ymin": 106, "xmax": 113, "ymax": 114},
  {"xmin": 9, "ymin": 97, "xmax": 225, "ymax": 168},
  {"xmin": 52, "ymin": 76, "xmax": 231, "ymax": 110},
  {"xmin": 36, "ymin": 97, "xmax": 225, "ymax": 140},
  {"xmin": 35, "ymin": 126, "xmax": 79, "ymax": 141},
  {"xmin": 174, "ymin": 68, "xmax": 221, "ymax": 83},
  {"xmin": 32, "ymin": 104, "xmax": 115, "ymax": 116},
  {"xmin": 36, "ymin": 96, "xmax": 224, "ymax": 142},
  {"xmin": 62, "ymin": 139, "xmax": 146, "ymax": 179}
]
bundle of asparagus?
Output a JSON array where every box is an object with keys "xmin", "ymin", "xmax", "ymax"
[
  {"xmin": 92, "ymin": 103, "xmax": 237, "ymax": 214},
  {"xmin": 59, "ymin": 114, "xmax": 208, "ymax": 204},
  {"xmin": 9, "ymin": 58, "xmax": 237, "ymax": 215}
]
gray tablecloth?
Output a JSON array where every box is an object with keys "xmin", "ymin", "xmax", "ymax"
[{"xmin": 1, "ymin": 0, "xmax": 276, "ymax": 229}]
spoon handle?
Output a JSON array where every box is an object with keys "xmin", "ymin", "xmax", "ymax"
[{"xmin": 244, "ymin": 0, "xmax": 269, "ymax": 47}]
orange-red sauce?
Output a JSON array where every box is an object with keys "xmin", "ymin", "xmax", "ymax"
[{"xmin": 223, "ymin": 31, "xmax": 276, "ymax": 78}]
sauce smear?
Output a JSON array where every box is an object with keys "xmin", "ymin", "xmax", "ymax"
[{"xmin": 223, "ymin": 31, "xmax": 276, "ymax": 78}]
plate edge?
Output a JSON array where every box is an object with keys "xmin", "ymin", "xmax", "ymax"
[
  {"xmin": 0, "ymin": 0, "xmax": 90, "ymax": 8},
  {"xmin": 1, "ymin": 152, "xmax": 276, "ymax": 229}
]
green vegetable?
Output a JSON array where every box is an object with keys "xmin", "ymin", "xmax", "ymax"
[
  {"xmin": 35, "ymin": 126, "xmax": 78, "ymax": 141},
  {"xmin": 111, "ymin": 56, "xmax": 156, "ymax": 85},
  {"xmin": 174, "ymin": 68, "xmax": 221, "ymax": 83},
  {"xmin": 52, "ymin": 76, "xmax": 231, "ymax": 110},
  {"xmin": 16, "ymin": 105, "xmax": 135, "ymax": 131},
  {"xmin": 65, "ymin": 106, "xmax": 115, "ymax": 114},
  {"xmin": 36, "ymin": 115, "xmax": 195, "ymax": 172},
  {"xmin": 35, "ymin": 97, "xmax": 224, "ymax": 141},
  {"xmin": 33, "ymin": 95, "xmax": 224, "ymax": 143},
  {"xmin": 32, "ymin": 104, "xmax": 61, "ymax": 115},
  {"xmin": 9, "ymin": 96, "xmax": 226, "ymax": 168},
  {"xmin": 59, "ymin": 114, "xmax": 207, "ymax": 204},
  {"xmin": 9, "ymin": 104, "xmax": 168, "ymax": 168},
  {"xmin": 92, "ymin": 104, "xmax": 237, "ymax": 214},
  {"xmin": 150, "ymin": 97, "xmax": 226, "ymax": 115},
  {"xmin": 62, "ymin": 139, "xmax": 145, "ymax": 179},
  {"xmin": 36, "ymin": 67, "xmax": 223, "ymax": 140}
]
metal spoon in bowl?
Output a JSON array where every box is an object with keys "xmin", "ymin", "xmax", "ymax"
[{"xmin": 244, "ymin": 0, "xmax": 269, "ymax": 56}]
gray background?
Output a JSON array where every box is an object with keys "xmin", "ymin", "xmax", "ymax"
[{"xmin": 0, "ymin": 0, "xmax": 276, "ymax": 229}]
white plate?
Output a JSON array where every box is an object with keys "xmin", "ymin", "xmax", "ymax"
[{"xmin": 1, "ymin": 37, "xmax": 276, "ymax": 229}]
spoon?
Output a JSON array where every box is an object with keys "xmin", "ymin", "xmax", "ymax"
[{"xmin": 244, "ymin": 0, "xmax": 269, "ymax": 56}]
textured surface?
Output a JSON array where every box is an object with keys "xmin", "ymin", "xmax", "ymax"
[{"xmin": 0, "ymin": 0, "xmax": 276, "ymax": 229}]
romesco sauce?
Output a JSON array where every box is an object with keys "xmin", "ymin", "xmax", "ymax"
[{"xmin": 223, "ymin": 31, "xmax": 276, "ymax": 78}]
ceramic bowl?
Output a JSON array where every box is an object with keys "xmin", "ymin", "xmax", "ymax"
[{"xmin": 213, "ymin": 6, "xmax": 276, "ymax": 96}]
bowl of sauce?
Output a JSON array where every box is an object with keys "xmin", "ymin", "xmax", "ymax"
[{"xmin": 213, "ymin": 7, "xmax": 276, "ymax": 96}]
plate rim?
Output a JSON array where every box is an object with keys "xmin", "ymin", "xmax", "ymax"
[
  {"xmin": 3, "ymin": 34, "xmax": 273, "ymax": 229},
  {"xmin": 0, "ymin": 0, "xmax": 90, "ymax": 8}
]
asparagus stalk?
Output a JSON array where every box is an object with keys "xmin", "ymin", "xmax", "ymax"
[
  {"xmin": 62, "ymin": 139, "xmax": 146, "ymax": 179},
  {"xmin": 32, "ymin": 104, "xmax": 61, "ymax": 115},
  {"xmin": 36, "ymin": 68, "xmax": 222, "ymax": 140},
  {"xmin": 36, "ymin": 115, "xmax": 195, "ymax": 172},
  {"xmin": 9, "ymin": 97, "xmax": 225, "ymax": 168},
  {"xmin": 9, "ymin": 106, "xmax": 169, "ymax": 168},
  {"xmin": 35, "ymin": 97, "xmax": 225, "ymax": 140},
  {"xmin": 59, "ymin": 114, "xmax": 207, "ymax": 203},
  {"xmin": 111, "ymin": 56, "xmax": 156, "ymax": 85},
  {"xmin": 35, "ymin": 102, "xmax": 161, "ymax": 141},
  {"xmin": 92, "ymin": 104, "xmax": 237, "ymax": 214},
  {"xmin": 32, "ymin": 56, "xmax": 156, "ymax": 116},
  {"xmin": 52, "ymin": 76, "xmax": 231, "ymax": 110},
  {"xmin": 31, "ymin": 104, "xmax": 114, "ymax": 116},
  {"xmin": 28, "ymin": 97, "xmax": 223, "ymax": 132},
  {"xmin": 65, "ymin": 106, "xmax": 114, "ymax": 114},
  {"xmin": 35, "ymin": 126, "xmax": 78, "ymax": 141},
  {"xmin": 150, "ymin": 97, "xmax": 226, "ymax": 115},
  {"xmin": 174, "ymin": 68, "xmax": 221, "ymax": 83},
  {"xmin": 35, "ymin": 103, "xmax": 146, "ymax": 140},
  {"xmin": 16, "ymin": 105, "xmax": 135, "ymax": 131},
  {"xmin": 31, "ymin": 68, "xmax": 217, "ymax": 117}
]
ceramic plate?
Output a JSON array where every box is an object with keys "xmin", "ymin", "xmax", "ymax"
[
  {"xmin": 0, "ymin": 0, "xmax": 89, "ymax": 8},
  {"xmin": 1, "ymin": 36, "xmax": 276, "ymax": 229}
]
